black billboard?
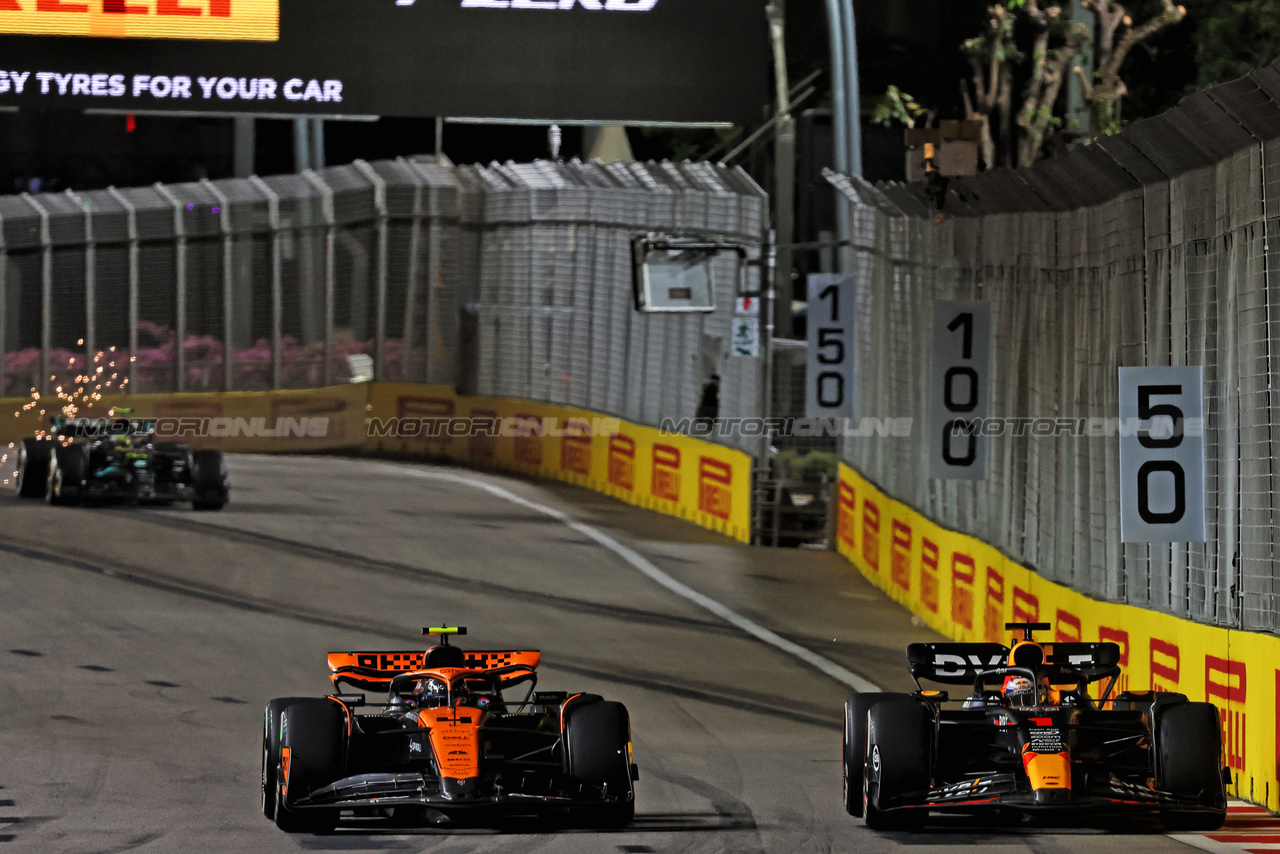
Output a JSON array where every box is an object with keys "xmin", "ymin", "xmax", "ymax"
[{"xmin": 0, "ymin": 0, "xmax": 768, "ymax": 124}]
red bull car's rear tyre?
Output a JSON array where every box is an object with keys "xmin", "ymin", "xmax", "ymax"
[
  {"xmin": 863, "ymin": 700, "xmax": 932, "ymax": 832},
  {"xmin": 274, "ymin": 701, "xmax": 344, "ymax": 833},
  {"xmin": 1158, "ymin": 702, "xmax": 1228, "ymax": 831},
  {"xmin": 565, "ymin": 701, "xmax": 635, "ymax": 828}
]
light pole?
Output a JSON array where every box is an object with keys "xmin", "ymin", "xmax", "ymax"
[{"xmin": 825, "ymin": 0, "xmax": 861, "ymax": 269}]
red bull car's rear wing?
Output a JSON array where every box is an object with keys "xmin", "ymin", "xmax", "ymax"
[{"xmin": 907, "ymin": 642, "xmax": 1122, "ymax": 686}]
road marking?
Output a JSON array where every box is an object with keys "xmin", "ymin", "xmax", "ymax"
[
  {"xmin": 367, "ymin": 463, "xmax": 881, "ymax": 693},
  {"xmin": 1171, "ymin": 802, "xmax": 1280, "ymax": 853}
]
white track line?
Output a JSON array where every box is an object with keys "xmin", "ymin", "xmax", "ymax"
[{"xmin": 354, "ymin": 461, "xmax": 880, "ymax": 693}]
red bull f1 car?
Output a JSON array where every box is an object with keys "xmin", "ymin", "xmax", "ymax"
[
  {"xmin": 843, "ymin": 622, "xmax": 1228, "ymax": 831},
  {"xmin": 262, "ymin": 627, "xmax": 637, "ymax": 832}
]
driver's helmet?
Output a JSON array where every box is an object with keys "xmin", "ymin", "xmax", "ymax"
[
  {"xmin": 411, "ymin": 677, "xmax": 449, "ymax": 709},
  {"xmin": 111, "ymin": 434, "xmax": 131, "ymax": 451},
  {"xmin": 1002, "ymin": 674, "xmax": 1038, "ymax": 708}
]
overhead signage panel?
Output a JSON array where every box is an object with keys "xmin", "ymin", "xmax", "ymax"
[
  {"xmin": 0, "ymin": 0, "xmax": 767, "ymax": 121},
  {"xmin": 0, "ymin": 1, "xmax": 279, "ymax": 42}
]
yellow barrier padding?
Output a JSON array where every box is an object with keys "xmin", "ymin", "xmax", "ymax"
[
  {"xmin": 837, "ymin": 461, "xmax": 1279, "ymax": 810},
  {"xmin": 1, "ymin": 383, "xmax": 751, "ymax": 543},
  {"xmin": 1, "ymin": 385, "xmax": 368, "ymax": 455},
  {"xmin": 365, "ymin": 384, "xmax": 753, "ymax": 543}
]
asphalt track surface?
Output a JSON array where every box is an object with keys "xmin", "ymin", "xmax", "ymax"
[{"xmin": 0, "ymin": 455, "xmax": 1210, "ymax": 853}]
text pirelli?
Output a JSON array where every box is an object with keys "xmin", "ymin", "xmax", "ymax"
[{"xmin": 0, "ymin": 0, "xmax": 279, "ymax": 42}]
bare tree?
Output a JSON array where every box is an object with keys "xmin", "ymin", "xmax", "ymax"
[
  {"xmin": 961, "ymin": 0, "xmax": 1185, "ymax": 170},
  {"xmin": 1076, "ymin": 0, "xmax": 1187, "ymax": 134},
  {"xmin": 1016, "ymin": 1, "xmax": 1090, "ymax": 167},
  {"xmin": 960, "ymin": 3, "xmax": 1017, "ymax": 170}
]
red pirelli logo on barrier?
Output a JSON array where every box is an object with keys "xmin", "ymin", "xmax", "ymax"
[
  {"xmin": 862, "ymin": 500, "xmax": 880, "ymax": 571},
  {"xmin": 1099, "ymin": 627, "xmax": 1130, "ymax": 693},
  {"xmin": 951, "ymin": 553, "xmax": 976, "ymax": 630},
  {"xmin": 920, "ymin": 537, "xmax": 940, "ymax": 613},
  {"xmin": 984, "ymin": 567, "xmax": 1005, "ymax": 643},
  {"xmin": 1150, "ymin": 638, "xmax": 1180, "ymax": 691},
  {"xmin": 1054, "ymin": 609, "xmax": 1082, "ymax": 643},
  {"xmin": 651, "ymin": 444, "xmax": 681, "ymax": 502},
  {"xmin": 697, "ymin": 457, "xmax": 732, "ymax": 521},
  {"xmin": 469, "ymin": 408, "xmax": 496, "ymax": 463},
  {"xmin": 890, "ymin": 520, "xmax": 912, "ymax": 592},
  {"xmin": 1205, "ymin": 656, "xmax": 1246, "ymax": 771},
  {"xmin": 837, "ymin": 481, "xmax": 857, "ymax": 550},
  {"xmin": 559, "ymin": 419, "xmax": 592, "ymax": 476},
  {"xmin": 512, "ymin": 414, "xmax": 543, "ymax": 467},
  {"xmin": 273, "ymin": 396, "xmax": 346, "ymax": 436},
  {"xmin": 0, "ymin": 0, "xmax": 279, "ymax": 41},
  {"xmin": 1012, "ymin": 586, "xmax": 1039, "ymax": 625},
  {"xmin": 607, "ymin": 435, "xmax": 635, "ymax": 491},
  {"xmin": 398, "ymin": 396, "xmax": 454, "ymax": 453}
]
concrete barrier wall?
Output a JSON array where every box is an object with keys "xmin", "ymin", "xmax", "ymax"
[
  {"xmin": 0, "ymin": 383, "xmax": 751, "ymax": 543},
  {"xmin": 838, "ymin": 462, "xmax": 1277, "ymax": 810}
]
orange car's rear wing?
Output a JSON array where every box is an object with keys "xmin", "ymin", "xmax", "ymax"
[{"xmin": 327, "ymin": 649, "xmax": 542, "ymax": 692}]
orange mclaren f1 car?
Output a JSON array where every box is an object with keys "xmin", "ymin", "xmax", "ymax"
[
  {"xmin": 844, "ymin": 622, "xmax": 1228, "ymax": 831},
  {"xmin": 262, "ymin": 627, "xmax": 637, "ymax": 832}
]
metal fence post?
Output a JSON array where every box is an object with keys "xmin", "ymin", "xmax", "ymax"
[
  {"xmin": 302, "ymin": 170, "xmax": 336, "ymax": 386},
  {"xmin": 65, "ymin": 190, "xmax": 95, "ymax": 362},
  {"xmin": 107, "ymin": 187, "xmax": 139, "ymax": 394},
  {"xmin": 250, "ymin": 176, "xmax": 283, "ymax": 391},
  {"xmin": 426, "ymin": 217, "xmax": 441, "ymax": 385},
  {"xmin": 1255, "ymin": 138, "xmax": 1277, "ymax": 630},
  {"xmin": 354, "ymin": 160, "xmax": 389, "ymax": 381},
  {"xmin": 399, "ymin": 159, "xmax": 424, "ymax": 383},
  {"xmin": 153, "ymin": 183, "xmax": 187, "ymax": 393},
  {"xmin": 204, "ymin": 179, "xmax": 234, "ymax": 391},
  {"xmin": 21, "ymin": 193, "xmax": 52, "ymax": 396}
]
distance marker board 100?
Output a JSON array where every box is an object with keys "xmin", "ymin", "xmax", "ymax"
[{"xmin": 929, "ymin": 300, "xmax": 991, "ymax": 480}]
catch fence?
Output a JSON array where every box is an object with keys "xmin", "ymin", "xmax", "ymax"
[
  {"xmin": 0, "ymin": 157, "xmax": 768, "ymax": 452},
  {"xmin": 830, "ymin": 59, "xmax": 1280, "ymax": 632}
]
